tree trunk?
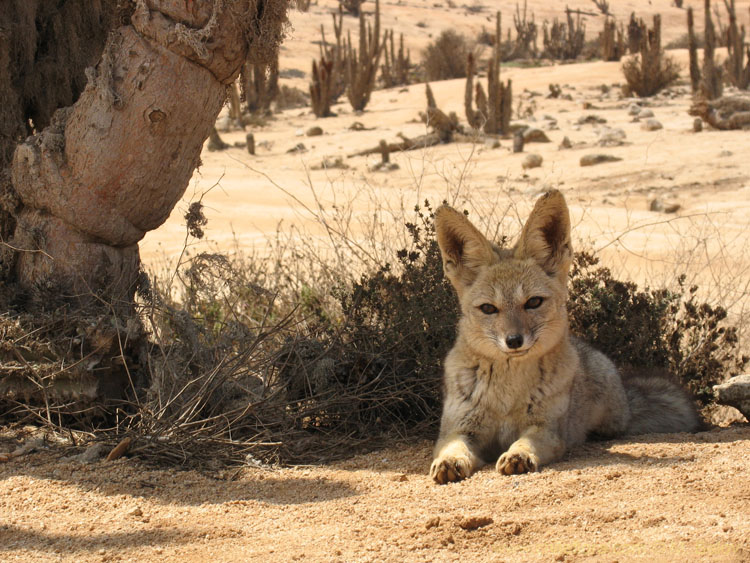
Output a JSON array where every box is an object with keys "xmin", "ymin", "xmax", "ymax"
[{"xmin": 7, "ymin": 0, "xmax": 288, "ymax": 308}]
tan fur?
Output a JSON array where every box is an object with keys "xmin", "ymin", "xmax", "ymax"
[{"xmin": 430, "ymin": 190, "xmax": 699, "ymax": 484}]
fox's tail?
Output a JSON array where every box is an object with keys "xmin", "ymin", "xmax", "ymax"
[{"xmin": 623, "ymin": 375, "xmax": 700, "ymax": 435}]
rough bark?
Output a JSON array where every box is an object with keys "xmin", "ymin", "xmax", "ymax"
[
  {"xmin": 7, "ymin": 0, "xmax": 288, "ymax": 307},
  {"xmin": 0, "ymin": 1, "xmax": 130, "ymax": 280}
]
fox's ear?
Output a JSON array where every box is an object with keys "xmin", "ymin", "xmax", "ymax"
[
  {"xmin": 435, "ymin": 205, "xmax": 496, "ymax": 295},
  {"xmin": 515, "ymin": 190, "xmax": 572, "ymax": 281}
]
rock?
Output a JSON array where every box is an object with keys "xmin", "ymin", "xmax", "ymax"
[
  {"xmin": 286, "ymin": 143, "xmax": 307, "ymax": 154},
  {"xmin": 713, "ymin": 375, "xmax": 750, "ymax": 419},
  {"xmin": 522, "ymin": 128, "xmax": 551, "ymax": 143},
  {"xmin": 371, "ymin": 162, "xmax": 400, "ymax": 172},
  {"xmin": 637, "ymin": 108, "xmax": 655, "ymax": 119},
  {"xmin": 484, "ymin": 137, "xmax": 501, "ymax": 149},
  {"xmin": 627, "ymin": 102, "xmax": 642, "ymax": 116},
  {"xmin": 693, "ymin": 118, "xmax": 703, "ymax": 132},
  {"xmin": 641, "ymin": 118, "xmax": 663, "ymax": 131},
  {"xmin": 649, "ymin": 199, "xmax": 681, "ymax": 213},
  {"xmin": 597, "ymin": 127, "xmax": 627, "ymax": 147},
  {"xmin": 580, "ymin": 153, "xmax": 622, "ymax": 166},
  {"xmin": 513, "ymin": 133, "xmax": 524, "ymax": 153},
  {"xmin": 67, "ymin": 443, "xmax": 107, "ymax": 464},
  {"xmin": 719, "ymin": 150, "xmax": 733, "ymax": 157},
  {"xmin": 558, "ymin": 136, "xmax": 572, "ymax": 149},
  {"xmin": 128, "ymin": 507, "xmax": 143, "ymax": 518},
  {"xmin": 577, "ymin": 114, "xmax": 607, "ymax": 125},
  {"xmin": 459, "ymin": 515, "xmax": 494, "ymax": 530},
  {"xmin": 306, "ymin": 126, "xmax": 323, "ymax": 137},
  {"xmin": 522, "ymin": 153, "xmax": 543, "ymax": 169}
]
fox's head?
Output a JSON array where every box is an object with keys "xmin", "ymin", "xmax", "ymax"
[{"xmin": 435, "ymin": 190, "xmax": 572, "ymax": 360}]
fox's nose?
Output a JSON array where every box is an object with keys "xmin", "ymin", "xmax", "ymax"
[{"xmin": 505, "ymin": 334, "xmax": 524, "ymax": 349}]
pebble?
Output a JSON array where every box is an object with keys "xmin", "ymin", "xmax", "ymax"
[
  {"xmin": 522, "ymin": 154, "xmax": 543, "ymax": 169},
  {"xmin": 580, "ymin": 153, "xmax": 623, "ymax": 166},
  {"xmin": 640, "ymin": 118, "xmax": 663, "ymax": 131}
]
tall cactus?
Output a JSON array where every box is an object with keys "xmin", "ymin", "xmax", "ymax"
[
  {"xmin": 346, "ymin": 0, "xmax": 384, "ymax": 111},
  {"xmin": 724, "ymin": 0, "xmax": 750, "ymax": 89},
  {"xmin": 687, "ymin": 7, "xmax": 701, "ymax": 92},
  {"xmin": 702, "ymin": 0, "xmax": 723, "ymax": 98},
  {"xmin": 485, "ymin": 12, "xmax": 512, "ymax": 135}
]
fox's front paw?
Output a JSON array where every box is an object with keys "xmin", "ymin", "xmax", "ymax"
[
  {"xmin": 496, "ymin": 450, "xmax": 538, "ymax": 475},
  {"xmin": 430, "ymin": 455, "xmax": 472, "ymax": 484}
]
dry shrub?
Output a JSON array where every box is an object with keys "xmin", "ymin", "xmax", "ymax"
[
  {"xmin": 621, "ymin": 15, "xmax": 681, "ymax": 97},
  {"xmin": 569, "ymin": 252, "xmax": 747, "ymax": 404},
  {"xmin": 422, "ymin": 30, "xmax": 471, "ymax": 81},
  {"xmin": 622, "ymin": 53, "xmax": 681, "ymax": 97}
]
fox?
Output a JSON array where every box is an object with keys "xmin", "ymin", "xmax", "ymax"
[{"xmin": 430, "ymin": 189, "xmax": 699, "ymax": 484}]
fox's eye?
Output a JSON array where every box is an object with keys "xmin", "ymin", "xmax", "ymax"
[
  {"xmin": 479, "ymin": 303, "xmax": 498, "ymax": 315},
  {"xmin": 524, "ymin": 296, "xmax": 544, "ymax": 310}
]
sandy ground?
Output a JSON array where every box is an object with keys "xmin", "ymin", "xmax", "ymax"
[
  {"xmin": 1, "ymin": 425, "xmax": 749, "ymax": 562},
  {"xmin": 4, "ymin": 1, "xmax": 750, "ymax": 561}
]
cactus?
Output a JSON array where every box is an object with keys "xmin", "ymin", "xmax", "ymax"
[
  {"xmin": 310, "ymin": 58, "xmax": 334, "ymax": 117},
  {"xmin": 241, "ymin": 52, "xmax": 280, "ymax": 115},
  {"xmin": 319, "ymin": 7, "xmax": 347, "ymax": 103},
  {"xmin": 486, "ymin": 12, "xmax": 512, "ymax": 135},
  {"xmin": 511, "ymin": 1, "xmax": 538, "ymax": 59},
  {"xmin": 627, "ymin": 12, "xmax": 645, "ymax": 54},
  {"xmin": 687, "ymin": 7, "xmax": 701, "ymax": 93},
  {"xmin": 621, "ymin": 14, "xmax": 680, "ymax": 97},
  {"xmin": 723, "ymin": 0, "xmax": 750, "ymax": 89},
  {"xmin": 702, "ymin": 0, "xmax": 724, "ymax": 99},
  {"xmin": 600, "ymin": 17, "xmax": 626, "ymax": 61},
  {"xmin": 464, "ymin": 53, "xmax": 482, "ymax": 129},
  {"xmin": 542, "ymin": 8, "xmax": 585, "ymax": 60},
  {"xmin": 423, "ymin": 84, "xmax": 459, "ymax": 142},
  {"xmin": 345, "ymin": 0, "xmax": 384, "ymax": 111},
  {"xmin": 381, "ymin": 29, "xmax": 411, "ymax": 88}
]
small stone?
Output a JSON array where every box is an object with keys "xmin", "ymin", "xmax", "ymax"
[
  {"xmin": 713, "ymin": 374, "xmax": 750, "ymax": 419},
  {"xmin": 577, "ymin": 114, "xmax": 607, "ymax": 125},
  {"xmin": 580, "ymin": 154, "xmax": 622, "ymax": 166},
  {"xmin": 128, "ymin": 507, "xmax": 143, "ymax": 517},
  {"xmin": 459, "ymin": 515, "xmax": 493, "ymax": 530},
  {"xmin": 425, "ymin": 516, "xmax": 441, "ymax": 529},
  {"xmin": 484, "ymin": 137, "xmax": 501, "ymax": 149},
  {"xmin": 558, "ymin": 136, "xmax": 572, "ymax": 149},
  {"xmin": 286, "ymin": 143, "xmax": 307, "ymax": 154},
  {"xmin": 69, "ymin": 443, "xmax": 107, "ymax": 464},
  {"xmin": 637, "ymin": 108, "xmax": 655, "ymax": 119},
  {"xmin": 649, "ymin": 199, "xmax": 681, "ymax": 213},
  {"xmin": 390, "ymin": 473, "xmax": 408, "ymax": 482},
  {"xmin": 693, "ymin": 118, "xmax": 703, "ymax": 132},
  {"xmin": 719, "ymin": 150, "xmax": 733, "ymax": 157},
  {"xmin": 597, "ymin": 127, "xmax": 626, "ymax": 147},
  {"xmin": 522, "ymin": 128, "xmax": 551, "ymax": 143},
  {"xmin": 513, "ymin": 133, "xmax": 524, "ymax": 153},
  {"xmin": 522, "ymin": 153, "xmax": 543, "ymax": 169},
  {"xmin": 640, "ymin": 118, "xmax": 663, "ymax": 131},
  {"xmin": 627, "ymin": 102, "xmax": 642, "ymax": 116},
  {"xmin": 306, "ymin": 126, "xmax": 323, "ymax": 137}
]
